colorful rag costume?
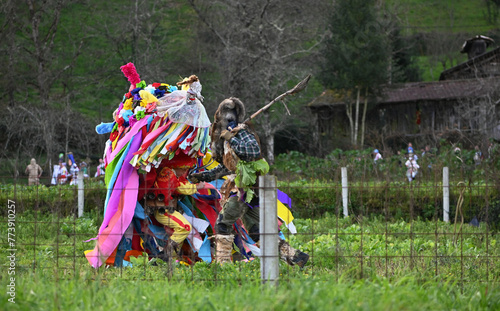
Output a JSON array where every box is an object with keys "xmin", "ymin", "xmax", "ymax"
[{"xmin": 85, "ymin": 63, "xmax": 211, "ymax": 268}]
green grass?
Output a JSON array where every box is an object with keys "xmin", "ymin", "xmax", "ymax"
[
  {"xmin": 388, "ymin": 0, "xmax": 497, "ymax": 34},
  {"xmin": 0, "ymin": 270, "xmax": 498, "ymax": 310},
  {"xmin": 1, "ymin": 207, "xmax": 499, "ymax": 309},
  {"xmin": 1, "ymin": 212, "xmax": 498, "ymax": 281}
]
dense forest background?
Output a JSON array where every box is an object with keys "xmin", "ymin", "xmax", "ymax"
[{"xmin": 1, "ymin": 0, "xmax": 499, "ymax": 176}]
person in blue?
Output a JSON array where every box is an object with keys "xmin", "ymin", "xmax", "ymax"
[
  {"xmin": 407, "ymin": 142, "xmax": 414, "ymax": 154},
  {"xmin": 373, "ymin": 149, "xmax": 382, "ymax": 163},
  {"xmin": 474, "ymin": 145, "xmax": 482, "ymax": 166}
]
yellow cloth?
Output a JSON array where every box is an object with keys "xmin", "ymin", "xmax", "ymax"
[
  {"xmin": 123, "ymin": 98, "xmax": 133, "ymax": 110},
  {"xmin": 202, "ymin": 150, "xmax": 220, "ymax": 171},
  {"xmin": 139, "ymin": 90, "xmax": 159, "ymax": 106},
  {"xmin": 277, "ymin": 200, "xmax": 294, "ymax": 225},
  {"xmin": 176, "ymin": 181, "xmax": 197, "ymax": 195},
  {"xmin": 154, "ymin": 210, "xmax": 191, "ymax": 244}
]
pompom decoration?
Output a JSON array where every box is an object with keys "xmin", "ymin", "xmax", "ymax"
[{"xmin": 120, "ymin": 62, "xmax": 141, "ymax": 88}]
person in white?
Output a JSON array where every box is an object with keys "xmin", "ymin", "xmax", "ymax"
[
  {"xmin": 373, "ymin": 149, "xmax": 382, "ymax": 163},
  {"xmin": 405, "ymin": 153, "xmax": 420, "ymax": 182},
  {"xmin": 95, "ymin": 158, "xmax": 105, "ymax": 177},
  {"xmin": 68, "ymin": 158, "xmax": 79, "ymax": 185},
  {"xmin": 51, "ymin": 163, "xmax": 60, "ymax": 185},
  {"xmin": 57, "ymin": 162, "xmax": 68, "ymax": 185}
]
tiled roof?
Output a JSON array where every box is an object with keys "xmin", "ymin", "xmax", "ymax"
[
  {"xmin": 439, "ymin": 46, "xmax": 500, "ymax": 81},
  {"xmin": 309, "ymin": 78, "xmax": 500, "ymax": 107},
  {"xmin": 307, "ymin": 89, "xmax": 351, "ymax": 107},
  {"xmin": 378, "ymin": 79, "xmax": 491, "ymax": 104}
]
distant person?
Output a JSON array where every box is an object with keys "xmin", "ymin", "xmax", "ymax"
[
  {"xmin": 67, "ymin": 153, "xmax": 79, "ymax": 185},
  {"xmin": 25, "ymin": 158, "xmax": 42, "ymax": 186},
  {"xmin": 373, "ymin": 149, "xmax": 382, "ymax": 163},
  {"xmin": 51, "ymin": 159, "xmax": 62, "ymax": 185},
  {"xmin": 422, "ymin": 145, "xmax": 434, "ymax": 171},
  {"xmin": 95, "ymin": 158, "xmax": 105, "ymax": 177},
  {"xmin": 487, "ymin": 141, "xmax": 497, "ymax": 162},
  {"xmin": 80, "ymin": 162, "xmax": 89, "ymax": 178},
  {"xmin": 57, "ymin": 162, "xmax": 68, "ymax": 185},
  {"xmin": 407, "ymin": 142, "xmax": 414, "ymax": 154},
  {"xmin": 473, "ymin": 145, "xmax": 482, "ymax": 166},
  {"xmin": 405, "ymin": 153, "xmax": 420, "ymax": 182},
  {"xmin": 396, "ymin": 150, "xmax": 404, "ymax": 167}
]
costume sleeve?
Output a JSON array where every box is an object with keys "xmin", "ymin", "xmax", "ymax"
[
  {"xmin": 191, "ymin": 163, "xmax": 232, "ymax": 182},
  {"xmin": 229, "ymin": 128, "xmax": 261, "ymax": 161}
]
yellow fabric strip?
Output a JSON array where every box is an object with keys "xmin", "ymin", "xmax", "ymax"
[
  {"xmin": 277, "ymin": 200, "xmax": 294, "ymax": 225},
  {"xmin": 176, "ymin": 182, "xmax": 197, "ymax": 195}
]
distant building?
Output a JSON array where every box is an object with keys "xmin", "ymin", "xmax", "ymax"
[{"xmin": 309, "ymin": 36, "xmax": 500, "ymax": 154}]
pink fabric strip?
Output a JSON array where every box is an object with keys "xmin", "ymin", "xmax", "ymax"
[
  {"xmin": 86, "ymin": 133, "xmax": 142, "ymax": 268},
  {"xmin": 110, "ymin": 117, "xmax": 149, "ymax": 160}
]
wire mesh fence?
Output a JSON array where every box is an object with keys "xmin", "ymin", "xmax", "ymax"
[{"xmin": 1, "ymin": 160, "xmax": 499, "ymax": 287}]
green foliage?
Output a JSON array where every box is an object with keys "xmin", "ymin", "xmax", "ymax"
[
  {"xmin": 281, "ymin": 214, "xmax": 500, "ymax": 282},
  {"xmin": 273, "ymin": 149, "xmax": 500, "ymax": 229},
  {"xmin": 0, "ymin": 179, "xmax": 106, "ymax": 216},
  {"xmin": 235, "ymin": 158, "xmax": 270, "ymax": 203},
  {"xmin": 320, "ymin": 0, "xmax": 389, "ymax": 91},
  {"xmin": 1, "ymin": 212, "xmax": 499, "ymax": 310}
]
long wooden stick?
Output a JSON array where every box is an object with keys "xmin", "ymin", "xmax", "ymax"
[{"xmin": 244, "ymin": 74, "xmax": 311, "ymax": 124}]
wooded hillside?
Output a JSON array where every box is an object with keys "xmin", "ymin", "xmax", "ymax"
[{"xmin": 1, "ymin": 0, "xmax": 498, "ymax": 175}]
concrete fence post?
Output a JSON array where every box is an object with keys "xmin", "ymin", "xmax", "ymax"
[
  {"xmin": 443, "ymin": 167, "xmax": 449, "ymax": 222},
  {"xmin": 78, "ymin": 170, "xmax": 84, "ymax": 218},
  {"xmin": 259, "ymin": 175, "xmax": 279, "ymax": 285},
  {"xmin": 342, "ymin": 167, "xmax": 349, "ymax": 217}
]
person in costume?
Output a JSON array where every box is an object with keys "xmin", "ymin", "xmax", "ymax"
[
  {"xmin": 80, "ymin": 162, "xmax": 89, "ymax": 178},
  {"xmin": 57, "ymin": 162, "xmax": 68, "ymax": 185},
  {"xmin": 142, "ymin": 153, "xmax": 207, "ymax": 257},
  {"xmin": 405, "ymin": 153, "xmax": 419, "ymax": 182},
  {"xmin": 94, "ymin": 158, "xmax": 105, "ymax": 177},
  {"xmin": 188, "ymin": 97, "xmax": 309, "ymax": 267},
  {"xmin": 407, "ymin": 142, "xmax": 414, "ymax": 154},
  {"xmin": 67, "ymin": 153, "xmax": 79, "ymax": 185},
  {"xmin": 25, "ymin": 158, "xmax": 43, "ymax": 186},
  {"xmin": 86, "ymin": 63, "xmax": 212, "ymax": 268},
  {"xmin": 373, "ymin": 149, "xmax": 382, "ymax": 163}
]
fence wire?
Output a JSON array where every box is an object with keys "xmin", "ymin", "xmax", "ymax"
[{"xmin": 1, "ymin": 165, "xmax": 499, "ymax": 287}]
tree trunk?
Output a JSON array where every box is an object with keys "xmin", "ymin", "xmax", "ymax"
[
  {"xmin": 261, "ymin": 112, "xmax": 275, "ymax": 164},
  {"xmin": 346, "ymin": 102, "xmax": 354, "ymax": 145},
  {"xmin": 360, "ymin": 88, "xmax": 368, "ymax": 147},
  {"xmin": 354, "ymin": 87, "xmax": 361, "ymax": 146},
  {"xmin": 265, "ymin": 134, "xmax": 275, "ymax": 164}
]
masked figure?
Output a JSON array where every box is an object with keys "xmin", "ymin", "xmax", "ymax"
[{"xmin": 189, "ymin": 97, "xmax": 309, "ymax": 267}]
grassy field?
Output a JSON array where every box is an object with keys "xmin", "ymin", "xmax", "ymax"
[
  {"xmin": 389, "ymin": 0, "xmax": 496, "ymax": 34},
  {"xmin": 0, "ymin": 273, "xmax": 498, "ymax": 311},
  {"xmin": 1, "ymin": 210, "xmax": 499, "ymax": 310}
]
